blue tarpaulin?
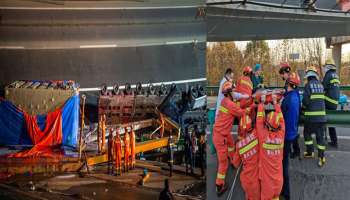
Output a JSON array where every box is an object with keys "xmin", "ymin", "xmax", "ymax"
[{"xmin": 0, "ymin": 95, "xmax": 79, "ymax": 147}]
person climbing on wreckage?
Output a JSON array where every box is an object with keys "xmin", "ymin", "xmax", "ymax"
[{"xmin": 213, "ymin": 81, "xmax": 252, "ymax": 196}]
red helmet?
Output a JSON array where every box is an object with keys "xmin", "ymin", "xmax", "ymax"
[
  {"xmin": 279, "ymin": 62, "xmax": 291, "ymax": 74},
  {"xmin": 239, "ymin": 114, "xmax": 253, "ymax": 134},
  {"xmin": 286, "ymin": 72, "xmax": 300, "ymax": 86},
  {"xmin": 222, "ymin": 81, "xmax": 233, "ymax": 94},
  {"xmin": 265, "ymin": 111, "xmax": 282, "ymax": 131},
  {"xmin": 243, "ymin": 66, "xmax": 253, "ymax": 75}
]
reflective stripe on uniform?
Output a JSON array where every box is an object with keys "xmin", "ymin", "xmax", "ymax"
[
  {"xmin": 257, "ymin": 111, "xmax": 264, "ymax": 118},
  {"xmin": 325, "ymin": 96, "xmax": 338, "ymax": 105},
  {"xmin": 217, "ymin": 173, "xmax": 225, "ymax": 179},
  {"xmin": 310, "ymin": 94, "xmax": 325, "ymax": 99},
  {"xmin": 317, "ymin": 145, "xmax": 326, "ymax": 150},
  {"xmin": 304, "ymin": 111, "xmax": 326, "ymax": 116},
  {"xmin": 262, "ymin": 143, "xmax": 283, "ymax": 150},
  {"xmin": 330, "ymin": 79, "xmax": 340, "ymax": 84},
  {"xmin": 276, "ymin": 112, "xmax": 283, "ymax": 124},
  {"xmin": 220, "ymin": 106, "xmax": 228, "ymax": 114},
  {"xmin": 228, "ymin": 146, "xmax": 235, "ymax": 152},
  {"xmin": 305, "ymin": 140, "xmax": 313, "ymax": 145},
  {"xmin": 241, "ymin": 79, "xmax": 253, "ymax": 89},
  {"xmin": 239, "ymin": 139, "xmax": 258, "ymax": 155}
]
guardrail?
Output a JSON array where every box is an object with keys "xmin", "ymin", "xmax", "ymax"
[{"xmin": 206, "ymin": 86, "xmax": 350, "ymax": 96}]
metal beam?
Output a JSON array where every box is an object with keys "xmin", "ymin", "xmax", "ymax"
[{"xmin": 207, "ymin": 3, "xmax": 350, "ymax": 41}]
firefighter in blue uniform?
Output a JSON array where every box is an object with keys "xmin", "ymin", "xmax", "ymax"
[
  {"xmin": 322, "ymin": 59, "xmax": 340, "ymax": 147},
  {"xmin": 302, "ymin": 65, "xmax": 327, "ymax": 167},
  {"xmin": 279, "ymin": 62, "xmax": 301, "ymax": 159}
]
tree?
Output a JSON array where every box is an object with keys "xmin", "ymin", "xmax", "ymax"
[
  {"xmin": 243, "ymin": 41, "xmax": 275, "ymax": 86},
  {"xmin": 206, "ymin": 42, "xmax": 244, "ymax": 85}
]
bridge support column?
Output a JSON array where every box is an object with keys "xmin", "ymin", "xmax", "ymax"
[{"xmin": 332, "ymin": 44, "xmax": 342, "ymax": 75}]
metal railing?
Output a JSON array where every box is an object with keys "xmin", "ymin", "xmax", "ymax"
[{"xmin": 206, "ymin": 85, "xmax": 350, "ymax": 96}]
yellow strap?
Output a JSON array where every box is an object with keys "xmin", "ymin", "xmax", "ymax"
[
  {"xmin": 217, "ymin": 173, "xmax": 225, "ymax": 179},
  {"xmin": 305, "ymin": 140, "xmax": 313, "ymax": 145},
  {"xmin": 263, "ymin": 143, "xmax": 284, "ymax": 150},
  {"xmin": 219, "ymin": 106, "xmax": 228, "ymax": 114},
  {"xmin": 330, "ymin": 79, "xmax": 340, "ymax": 84},
  {"xmin": 317, "ymin": 145, "xmax": 326, "ymax": 150},
  {"xmin": 239, "ymin": 139, "xmax": 258, "ymax": 155},
  {"xmin": 325, "ymin": 96, "xmax": 338, "ymax": 105},
  {"xmin": 241, "ymin": 79, "xmax": 253, "ymax": 89},
  {"xmin": 257, "ymin": 111, "xmax": 264, "ymax": 118},
  {"xmin": 310, "ymin": 94, "xmax": 325, "ymax": 99},
  {"xmin": 304, "ymin": 111, "xmax": 326, "ymax": 116}
]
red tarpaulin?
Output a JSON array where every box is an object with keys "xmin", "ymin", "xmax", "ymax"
[{"xmin": 8, "ymin": 109, "xmax": 64, "ymax": 158}]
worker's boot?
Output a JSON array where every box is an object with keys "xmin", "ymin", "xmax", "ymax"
[
  {"xmin": 303, "ymin": 151, "xmax": 314, "ymax": 159},
  {"xmin": 318, "ymin": 157, "xmax": 326, "ymax": 167},
  {"xmin": 216, "ymin": 184, "xmax": 227, "ymax": 196}
]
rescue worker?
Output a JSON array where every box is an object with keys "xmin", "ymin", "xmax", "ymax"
[
  {"xmin": 108, "ymin": 128, "xmax": 114, "ymax": 174},
  {"xmin": 216, "ymin": 68, "xmax": 250, "ymax": 117},
  {"xmin": 281, "ymin": 72, "xmax": 301, "ymax": 200},
  {"xmin": 279, "ymin": 62, "xmax": 292, "ymax": 88},
  {"xmin": 279, "ymin": 62, "xmax": 301, "ymax": 159},
  {"xmin": 124, "ymin": 128, "xmax": 131, "ymax": 172},
  {"xmin": 216, "ymin": 68, "xmax": 234, "ymax": 116},
  {"xmin": 213, "ymin": 81, "xmax": 249, "ymax": 196},
  {"xmin": 302, "ymin": 65, "xmax": 327, "ymax": 167},
  {"xmin": 114, "ymin": 129, "xmax": 122, "ymax": 175},
  {"xmin": 233, "ymin": 114, "xmax": 260, "ymax": 200},
  {"xmin": 236, "ymin": 66, "xmax": 254, "ymax": 109},
  {"xmin": 256, "ymin": 94, "xmax": 285, "ymax": 200},
  {"xmin": 252, "ymin": 63, "xmax": 264, "ymax": 92},
  {"xmin": 130, "ymin": 127, "xmax": 136, "ymax": 169},
  {"xmin": 322, "ymin": 59, "xmax": 340, "ymax": 147}
]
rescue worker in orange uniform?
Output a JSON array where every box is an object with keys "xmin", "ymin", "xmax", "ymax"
[
  {"xmin": 213, "ymin": 81, "xmax": 249, "ymax": 196},
  {"xmin": 130, "ymin": 127, "xmax": 136, "ymax": 169},
  {"xmin": 108, "ymin": 128, "xmax": 114, "ymax": 174},
  {"xmin": 123, "ymin": 128, "xmax": 131, "ymax": 172},
  {"xmin": 256, "ymin": 95, "xmax": 285, "ymax": 200},
  {"xmin": 114, "ymin": 129, "xmax": 122, "ymax": 175},
  {"xmin": 235, "ymin": 66, "xmax": 254, "ymax": 109},
  {"xmin": 233, "ymin": 114, "xmax": 260, "ymax": 200},
  {"xmin": 236, "ymin": 66, "xmax": 254, "ymax": 138}
]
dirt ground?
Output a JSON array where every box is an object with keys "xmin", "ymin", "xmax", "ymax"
[{"xmin": 0, "ymin": 162, "xmax": 205, "ymax": 200}]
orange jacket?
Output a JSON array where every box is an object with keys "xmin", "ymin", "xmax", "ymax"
[
  {"xmin": 236, "ymin": 75, "xmax": 253, "ymax": 95},
  {"xmin": 256, "ymin": 103, "xmax": 285, "ymax": 200},
  {"xmin": 214, "ymin": 97, "xmax": 245, "ymax": 137},
  {"xmin": 233, "ymin": 130, "xmax": 260, "ymax": 200},
  {"xmin": 236, "ymin": 76, "xmax": 253, "ymax": 108},
  {"xmin": 114, "ymin": 135, "xmax": 122, "ymax": 168}
]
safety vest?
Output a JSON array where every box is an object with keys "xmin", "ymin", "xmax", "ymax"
[
  {"xmin": 323, "ymin": 70, "xmax": 340, "ymax": 110},
  {"xmin": 303, "ymin": 78, "xmax": 327, "ymax": 123}
]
